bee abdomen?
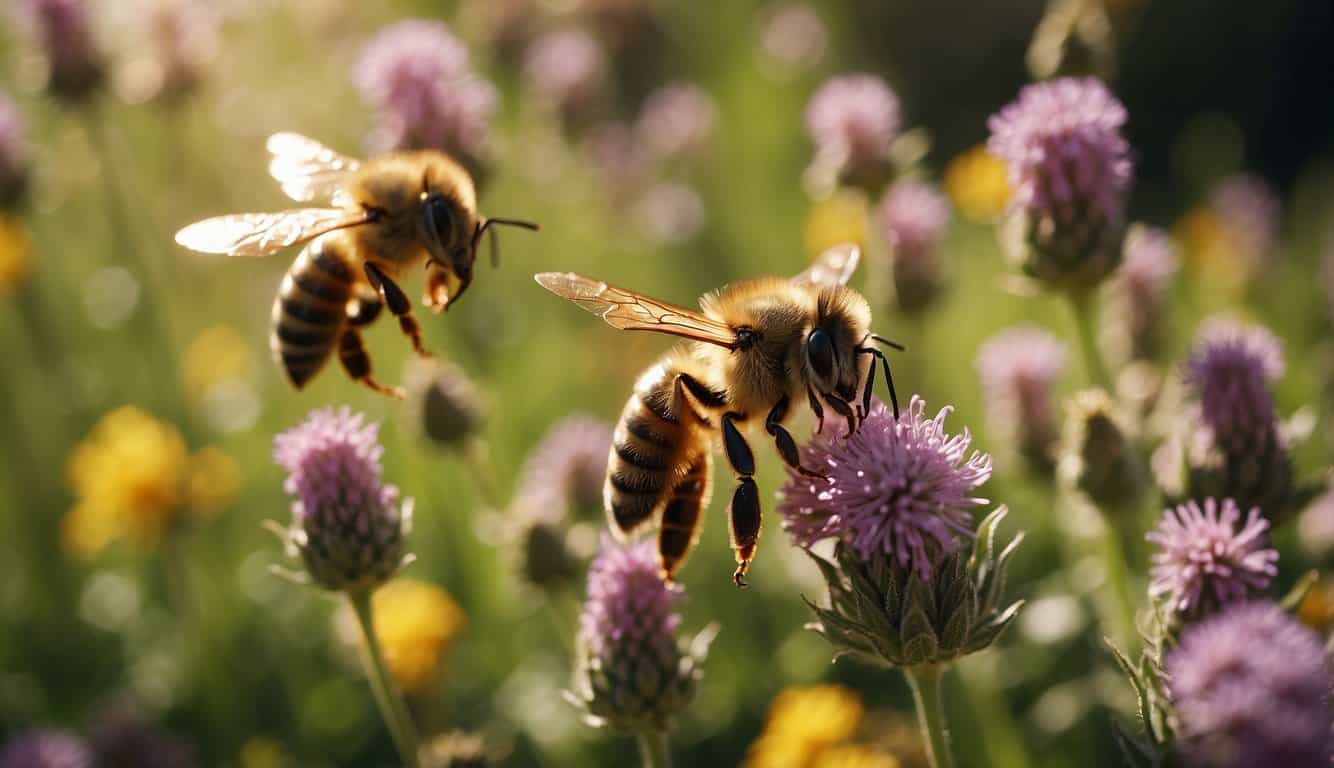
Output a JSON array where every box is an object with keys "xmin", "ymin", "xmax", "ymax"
[{"xmin": 270, "ymin": 240, "xmax": 354, "ymax": 389}]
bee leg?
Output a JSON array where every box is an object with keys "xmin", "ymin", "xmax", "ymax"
[
  {"xmin": 765, "ymin": 397, "xmax": 827, "ymax": 479},
  {"xmin": 658, "ymin": 454, "xmax": 709, "ymax": 581},
  {"xmin": 721, "ymin": 412, "xmax": 761, "ymax": 587},
  {"xmin": 364, "ymin": 262, "xmax": 431, "ymax": 358},
  {"xmin": 338, "ymin": 327, "xmax": 404, "ymax": 398},
  {"xmin": 346, "ymin": 288, "xmax": 383, "ymax": 328}
]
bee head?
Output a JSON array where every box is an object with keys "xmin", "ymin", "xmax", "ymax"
[{"xmin": 803, "ymin": 289, "xmax": 868, "ymax": 402}]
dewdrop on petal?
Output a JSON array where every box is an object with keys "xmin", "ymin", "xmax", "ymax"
[{"xmin": 272, "ymin": 407, "xmax": 412, "ymax": 593}]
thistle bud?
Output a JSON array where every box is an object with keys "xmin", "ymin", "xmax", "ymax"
[
  {"xmin": 567, "ymin": 537, "xmax": 713, "ymax": 734},
  {"xmin": 14, "ymin": 0, "xmax": 106, "ymax": 103},
  {"xmin": 1102, "ymin": 225, "xmax": 1179, "ymax": 363},
  {"xmin": 876, "ymin": 180, "xmax": 951, "ymax": 315},
  {"xmin": 522, "ymin": 28, "xmax": 608, "ymax": 135},
  {"xmin": 804, "ymin": 508, "xmax": 1024, "ymax": 669},
  {"xmin": 0, "ymin": 94, "xmax": 30, "ymax": 210},
  {"xmin": 272, "ymin": 407, "xmax": 412, "ymax": 593},
  {"xmin": 988, "ymin": 77, "xmax": 1132, "ymax": 294},
  {"xmin": 975, "ymin": 326, "xmax": 1068, "ymax": 475},
  {"xmin": 1058, "ymin": 389, "xmax": 1144, "ymax": 512},
  {"xmin": 805, "ymin": 74, "xmax": 899, "ymax": 195},
  {"xmin": 404, "ymin": 358, "xmax": 484, "ymax": 450}
]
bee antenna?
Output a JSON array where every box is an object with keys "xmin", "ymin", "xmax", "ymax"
[
  {"xmin": 870, "ymin": 333, "xmax": 906, "ymax": 352},
  {"xmin": 857, "ymin": 346, "xmax": 900, "ymax": 420},
  {"xmin": 475, "ymin": 217, "xmax": 540, "ymax": 269}
]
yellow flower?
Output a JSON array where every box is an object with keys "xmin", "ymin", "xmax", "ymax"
[
  {"xmin": 1174, "ymin": 207, "xmax": 1248, "ymax": 294},
  {"xmin": 804, "ymin": 189, "xmax": 869, "ymax": 259},
  {"xmin": 1298, "ymin": 577, "xmax": 1334, "ymax": 633},
  {"xmin": 744, "ymin": 684, "xmax": 864, "ymax": 768},
  {"xmin": 180, "ymin": 324, "xmax": 254, "ymax": 402},
  {"xmin": 238, "ymin": 737, "xmax": 290, "ymax": 768},
  {"xmin": 61, "ymin": 406, "xmax": 237, "ymax": 558},
  {"xmin": 0, "ymin": 213, "xmax": 31, "ymax": 295},
  {"xmin": 812, "ymin": 744, "xmax": 900, "ymax": 768},
  {"xmin": 372, "ymin": 579, "xmax": 466, "ymax": 695},
  {"xmin": 944, "ymin": 145, "xmax": 1010, "ymax": 223}
]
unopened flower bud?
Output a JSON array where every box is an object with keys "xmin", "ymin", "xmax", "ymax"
[
  {"xmin": 976, "ymin": 326, "xmax": 1068, "ymax": 474},
  {"xmin": 405, "ymin": 359, "xmax": 484, "ymax": 450},
  {"xmin": 1058, "ymin": 389, "xmax": 1144, "ymax": 512},
  {"xmin": 805, "ymin": 74, "xmax": 899, "ymax": 195},
  {"xmin": 15, "ymin": 0, "xmax": 106, "ymax": 103},
  {"xmin": 0, "ymin": 94, "xmax": 30, "ymax": 210},
  {"xmin": 1102, "ymin": 225, "xmax": 1179, "ymax": 363},
  {"xmin": 877, "ymin": 180, "xmax": 951, "ymax": 315}
]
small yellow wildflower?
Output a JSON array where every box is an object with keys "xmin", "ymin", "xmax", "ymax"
[
  {"xmin": 811, "ymin": 744, "xmax": 900, "ymax": 768},
  {"xmin": 944, "ymin": 145, "xmax": 1010, "ymax": 223},
  {"xmin": 372, "ymin": 579, "xmax": 466, "ymax": 695},
  {"xmin": 804, "ymin": 189, "xmax": 869, "ymax": 260},
  {"xmin": 0, "ymin": 213, "xmax": 31, "ymax": 295},
  {"xmin": 1173, "ymin": 207, "xmax": 1249, "ymax": 294},
  {"xmin": 62, "ymin": 406, "xmax": 237, "ymax": 558},
  {"xmin": 180, "ymin": 324, "xmax": 254, "ymax": 402},
  {"xmin": 1298, "ymin": 577, "xmax": 1334, "ymax": 633},
  {"xmin": 238, "ymin": 736, "xmax": 290, "ymax": 768},
  {"xmin": 744, "ymin": 684, "xmax": 864, "ymax": 768}
]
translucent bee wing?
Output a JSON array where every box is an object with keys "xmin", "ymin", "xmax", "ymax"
[
  {"xmin": 792, "ymin": 243, "xmax": 861, "ymax": 287},
  {"xmin": 535, "ymin": 272, "xmax": 740, "ymax": 349},
  {"xmin": 266, "ymin": 132, "xmax": 361, "ymax": 203},
  {"xmin": 175, "ymin": 208, "xmax": 368, "ymax": 257}
]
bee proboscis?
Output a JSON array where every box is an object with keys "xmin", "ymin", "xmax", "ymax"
[
  {"xmin": 175, "ymin": 133, "xmax": 537, "ymax": 395},
  {"xmin": 535, "ymin": 244, "xmax": 902, "ymax": 586}
]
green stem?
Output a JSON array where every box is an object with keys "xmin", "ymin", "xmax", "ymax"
[
  {"xmin": 1067, "ymin": 292, "xmax": 1111, "ymax": 390},
  {"xmin": 636, "ymin": 730, "xmax": 672, "ymax": 768},
  {"xmin": 462, "ymin": 437, "xmax": 503, "ymax": 510},
  {"xmin": 1098, "ymin": 515, "xmax": 1139, "ymax": 650},
  {"xmin": 348, "ymin": 590, "xmax": 422, "ymax": 768},
  {"xmin": 904, "ymin": 665, "xmax": 955, "ymax": 768}
]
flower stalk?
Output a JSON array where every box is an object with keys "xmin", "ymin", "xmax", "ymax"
[
  {"xmin": 349, "ymin": 590, "xmax": 422, "ymax": 768},
  {"xmin": 635, "ymin": 730, "xmax": 672, "ymax": 768},
  {"xmin": 905, "ymin": 665, "xmax": 955, "ymax": 768},
  {"xmin": 1069, "ymin": 293, "xmax": 1111, "ymax": 390}
]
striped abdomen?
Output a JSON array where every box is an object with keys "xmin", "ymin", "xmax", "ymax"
[
  {"xmin": 270, "ymin": 236, "xmax": 355, "ymax": 389},
  {"xmin": 606, "ymin": 353, "xmax": 724, "ymax": 577}
]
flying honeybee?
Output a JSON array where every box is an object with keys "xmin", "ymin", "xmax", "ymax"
[
  {"xmin": 175, "ymin": 133, "xmax": 537, "ymax": 396},
  {"xmin": 536, "ymin": 245, "xmax": 902, "ymax": 587}
]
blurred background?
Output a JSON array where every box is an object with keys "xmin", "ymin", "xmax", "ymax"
[{"xmin": 1, "ymin": 0, "xmax": 1333, "ymax": 765}]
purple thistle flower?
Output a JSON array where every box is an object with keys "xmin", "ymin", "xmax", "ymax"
[
  {"xmin": 522, "ymin": 28, "xmax": 607, "ymax": 118},
  {"xmin": 569, "ymin": 536, "xmax": 709, "ymax": 731},
  {"xmin": 805, "ymin": 74, "xmax": 899, "ymax": 176},
  {"xmin": 1184, "ymin": 318, "xmax": 1284, "ymax": 455},
  {"xmin": 273, "ymin": 406, "xmax": 410, "ymax": 592},
  {"xmin": 878, "ymin": 180, "xmax": 951, "ymax": 259},
  {"xmin": 975, "ymin": 325, "xmax": 1068, "ymax": 470},
  {"xmin": 13, "ymin": 0, "xmax": 104, "ymax": 102},
  {"xmin": 578, "ymin": 535, "xmax": 682, "ymax": 661},
  {"xmin": 636, "ymin": 81, "xmax": 717, "ymax": 161},
  {"xmin": 1210, "ymin": 174, "xmax": 1281, "ymax": 272},
  {"xmin": 0, "ymin": 92, "xmax": 30, "ymax": 208},
  {"xmin": 1166, "ymin": 601, "xmax": 1332, "ymax": 768},
  {"xmin": 514, "ymin": 415, "xmax": 612, "ymax": 519},
  {"xmin": 1104, "ymin": 225, "xmax": 1178, "ymax": 361},
  {"xmin": 1146, "ymin": 498, "xmax": 1278, "ymax": 618},
  {"xmin": 987, "ymin": 76, "xmax": 1131, "ymax": 228},
  {"xmin": 0, "ymin": 731, "xmax": 90, "ymax": 768},
  {"xmin": 354, "ymin": 20, "xmax": 496, "ymax": 160},
  {"xmin": 90, "ymin": 704, "xmax": 194, "ymax": 768},
  {"xmin": 778, "ymin": 396, "xmax": 992, "ymax": 579}
]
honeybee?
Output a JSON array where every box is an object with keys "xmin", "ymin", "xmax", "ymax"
[
  {"xmin": 175, "ymin": 133, "xmax": 537, "ymax": 395},
  {"xmin": 536, "ymin": 244, "xmax": 902, "ymax": 586}
]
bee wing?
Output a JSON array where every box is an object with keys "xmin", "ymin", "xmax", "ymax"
[
  {"xmin": 175, "ymin": 208, "xmax": 368, "ymax": 258},
  {"xmin": 267, "ymin": 132, "xmax": 361, "ymax": 203},
  {"xmin": 535, "ymin": 272, "xmax": 739, "ymax": 349},
  {"xmin": 792, "ymin": 243, "xmax": 861, "ymax": 287}
]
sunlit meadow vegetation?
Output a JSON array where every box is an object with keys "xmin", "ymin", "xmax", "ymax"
[{"xmin": 2, "ymin": 1, "xmax": 1334, "ymax": 766}]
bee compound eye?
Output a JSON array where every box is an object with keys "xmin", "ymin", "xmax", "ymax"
[
  {"xmin": 807, "ymin": 328, "xmax": 835, "ymax": 380},
  {"xmin": 425, "ymin": 195, "xmax": 456, "ymax": 246}
]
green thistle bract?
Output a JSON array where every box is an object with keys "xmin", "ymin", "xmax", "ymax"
[{"xmin": 805, "ymin": 507, "xmax": 1024, "ymax": 669}]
